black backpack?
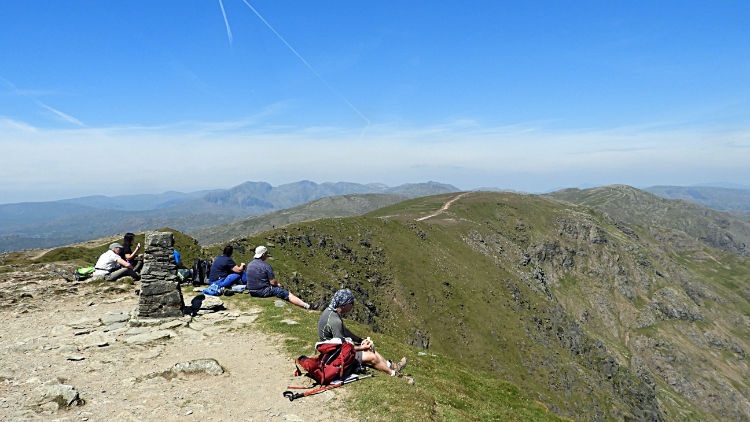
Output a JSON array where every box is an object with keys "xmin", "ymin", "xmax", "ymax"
[{"xmin": 192, "ymin": 259, "xmax": 212, "ymax": 286}]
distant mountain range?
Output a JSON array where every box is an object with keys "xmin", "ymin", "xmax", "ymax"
[
  {"xmin": 644, "ymin": 185, "xmax": 750, "ymax": 221},
  {"xmin": 0, "ymin": 181, "xmax": 459, "ymax": 252},
  {"xmin": 190, "ymin": 193, "xmax": 409, "ymax": 245}
]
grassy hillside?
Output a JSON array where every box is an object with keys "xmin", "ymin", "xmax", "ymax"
[
  {"xmin": 10, "ymin": 190, "xmax": 750, "ymax": 420},
  {"xmin": 209, "ymin": 288, "xmax": 567, "ymax": 422},
  {"xmin": 191, "ymin": 193, "xmax": 409, "ymax": 246},
  {"xmin": 547, "ymin": 185, "xmax": 750, "ymax": 257},
  {"xmin": 203, "ymin": 191, "xmax": 750, "ymax": 421}
]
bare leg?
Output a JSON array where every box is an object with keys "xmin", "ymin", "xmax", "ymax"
[
  {"xmin": 361, "ymin": 351, "xmax": 391, "ymax": 375},
  {"xmin": 287, "ymin": 293, "xmax": 308, "ymax": 309}
]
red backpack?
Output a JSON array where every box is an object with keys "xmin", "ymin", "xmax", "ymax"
[{"xmin": 295, "ymin": 338, "xmax": 358, "ymax": 385}]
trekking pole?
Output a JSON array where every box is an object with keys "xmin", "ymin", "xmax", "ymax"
[
  {"xmin": 50, "ymin": 269, "xmax": 73, "ymax": 282},
  {"xmin": 283, "ymin": 374, "xmax": 374, "ymax": 401}
]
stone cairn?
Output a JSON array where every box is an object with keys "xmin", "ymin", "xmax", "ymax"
[{"xmin": 137, "ymin": 231, "xmax": 184, "ymax": 318}]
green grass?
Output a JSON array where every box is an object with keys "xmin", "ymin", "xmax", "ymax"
[
  {"xmin": 10, "ymin": 190, "xmax": 750, "ymax": 421},
  {"xmin": 209, "ymin": 289, "xmax": 566, "ymax": 422}
]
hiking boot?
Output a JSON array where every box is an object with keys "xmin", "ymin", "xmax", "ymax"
[
  {"xmin": 391, "ymin": 357, "xmax": 408, "ymax": 374},
  {"xmin": 307, "ymin": 301, "xmax": 320, "ymax": 311},
  {"xmin": 396, "ymin": 373, "xmax": 415, "ymax": 385}
]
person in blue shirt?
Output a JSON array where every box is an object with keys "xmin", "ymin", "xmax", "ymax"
[
  {"xmin": 245, "ymin": 246, "xmax": 318, "ymax": 310},
  {"xmin": 205, "ymin": 245, "xmax": 246, "ymax": 293}
]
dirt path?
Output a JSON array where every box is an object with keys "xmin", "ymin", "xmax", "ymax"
[
  {"xmin": 0, "ymin": 271, "xmax": 354, "ymax": 422},
  {"xmin": 416, "ymin": 192, "xmax": 471, "ymax": 221}
]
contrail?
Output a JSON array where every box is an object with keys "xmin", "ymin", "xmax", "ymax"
[
  {"xmin": 37, "ymin": 103, "xmax": 85, "ymax": 126},
  {"xmin": 218, "ymin": 0, "xmax": 233, "ymax": 44},
  {"xmin": 1, "ymin": 77, "xmax": 85, "ymax": 126},
  {"xmin": 240, "ymin": 0, "xmax": 371, "ymax": 138}
]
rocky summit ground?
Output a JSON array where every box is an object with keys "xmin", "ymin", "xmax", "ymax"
[{"xmin": 0, "ymin": 266, "xmax": 354, "ymax": 422}]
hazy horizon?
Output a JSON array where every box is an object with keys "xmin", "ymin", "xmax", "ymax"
[{"xmin": 2, "ymin": 2, "xmax": 748, "ymax": 203}]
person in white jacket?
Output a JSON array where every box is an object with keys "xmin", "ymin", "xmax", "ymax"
[{"xmin": 92, "ymin": 243, "xmax": 140, "ymax": 281}]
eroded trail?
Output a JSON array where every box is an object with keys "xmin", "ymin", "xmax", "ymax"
[
  {"xmin": 416, "ymin": 192, "xmax": 471, "ymax": 221},
  {"xmin": 0, "ymin": 271, "xmax": 353, "ymax": 422}
]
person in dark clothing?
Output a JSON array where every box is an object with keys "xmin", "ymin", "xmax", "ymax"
[
  {"xmin": 245, "ymin": 246, "xmax": 318, "ymax": 310},
  {"xmin": 206, "ymin": 245, "xmax": 246, "ymax": 292},
  {"xmin": 318, "ymin": 289, "xmax": 413, "ymax": 384},
  {"xmin": 121, "ymin": 233, "xmax": 143, "ymax": 272}
]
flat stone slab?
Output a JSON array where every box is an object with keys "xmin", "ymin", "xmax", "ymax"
[
  {"xmin": 125, "ymin": 327, "xmax": 151, "ymax": 336},
  {"xmin": 274, "ymin": 300, "xmax": 286, "ymax": 308},
  {"xmin": 103, "ymin": 322, "xmax": 127, "ymax": 332},
  {"xmin": 59, "ymin": 345, "xmax": 79, "ymax": 354},
  {"xmin": 159, "ymin": 320, "xmax": 187, "ymax": 330},
  {"xmin": 188, "ymin": 322, "xmax": 206, "ymax": 331},
  {"xmin": 66, "ymin": 355, "xmax": 85, "ymax": 361},
  {"xmin": 124, "ymin": 330, "xmax": 174, "ymax": 344},
  {"xmin": 101, "ymin": 313, "xmax": 130, "ymax": 324},
  {"xmin": 198, "ymin": 312, "xmax": 225, "ymax": 320},
  {"xmin": 235, "ymin": 315, "xmax": 258, "ymax": 324},
  {"xmin": 67, "ymin": 318, "xmax": 102, "ymax": 329},
  {"xmin": 82, "ymin": 341, "xmax": 109, "ymax": 350},
  {"xmin": 73, "ymin": 328, "xmax": 96, "ymax": 336},
  {"xmin": 103, "ymin": 298, "xmax": 125, "ymax": 304},
  {"xmin": 279, "ymin": 319, "xmax": 299, "ymax": 325},
  {"xmin": 205, "ymin": 318, "xmax": 235, "ymax": 326},
  {"xmin": 202, "ymin": 326, "xmax": 231, "ymax": 336}
]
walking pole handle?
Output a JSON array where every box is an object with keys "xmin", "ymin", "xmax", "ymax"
[{"xmin": 283, "ymin": 391, "xmax": 304, "ymax": 401}]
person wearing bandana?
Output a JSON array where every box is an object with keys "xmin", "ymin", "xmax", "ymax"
[{"xmin": 318, "ymin": 289, "xmax": 415, "ymax": 384}]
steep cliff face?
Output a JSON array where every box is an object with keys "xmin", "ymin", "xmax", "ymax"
[{"xmin": 215, "ymin": 191, "xmax": 750, "ymax": 421}]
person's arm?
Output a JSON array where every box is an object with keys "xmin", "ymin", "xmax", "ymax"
[
  {"xmin": 126, "ymin": 243, "xmax": 141, "ymax": 260},
  {"xmin": 232, "ymin": 263, "xmax": 245, "ymax": 273},
  {"xmin": 116, "ymin": 257, "xmax": 133, "ymax": 269},
  {"xmin": 269, "ymin": 278, "xmax": 280, "ymax": 287},
  {"xmin": 343, "ymin": 326, "xmax": 363, "ymax": 344}
]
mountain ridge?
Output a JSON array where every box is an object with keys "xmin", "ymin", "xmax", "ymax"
[{"xmin": 0, "ymin": 181, "xmax": 459, "ymax": 252}]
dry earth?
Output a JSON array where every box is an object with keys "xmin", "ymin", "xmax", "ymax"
[{"xmin": 0, "ymin": 267, "xmax": 355, "ymax": 422}]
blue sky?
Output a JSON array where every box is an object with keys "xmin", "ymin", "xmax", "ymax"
[{"xmin": 1, "ymin": 1, "xmax": 749, "ymax": 203}]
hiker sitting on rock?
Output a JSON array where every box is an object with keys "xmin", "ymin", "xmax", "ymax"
[
  {"xmin": 120, "ymin": 233, "xmax": 143, "ymax": 272},
  {"xmin": 92, "ymin": 243, "xmax": 141, "ymax": 282},
  {"xmin": 245, "ymin": 246, "xmax": 319, "ymax": 310},
  {"xmin": 206, "ymin": 245, "xmax": 246, "ymax": 293},
  {"xmin": 319, "ymin": 289, "xmax": 414, "ymax": 384}
]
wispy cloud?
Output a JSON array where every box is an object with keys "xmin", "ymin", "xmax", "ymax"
[{"xmin": 1, "ymin": 116, "xmax": 749, "ymax": 202}]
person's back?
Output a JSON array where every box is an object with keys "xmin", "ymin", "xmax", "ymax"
[
  {"xmin": 318, "ymin": 307, "xmax": 345, "ymax": 342},
  {"xmin": 208, "ymin": 254, "xmax": 236, "ymax": 282},
  {"xmin": 245, "ymin": 258, "xmax": 274, "ymax": 290}
]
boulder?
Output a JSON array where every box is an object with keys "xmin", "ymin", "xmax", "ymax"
[
  {"xmin": 171, "ymin": 359, "xmax": 224, "ymax": 375},
  {"xmin": 43, "ymin": 384, "xmax": 80, "ymax": 407}
]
